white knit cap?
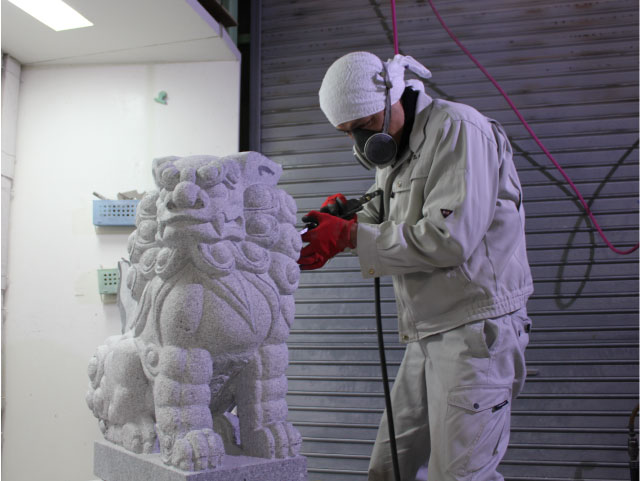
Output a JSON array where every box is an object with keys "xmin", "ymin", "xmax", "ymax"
[{"xmin": 319, "ymin": 52, "xmax": 432, "ymax": 127}]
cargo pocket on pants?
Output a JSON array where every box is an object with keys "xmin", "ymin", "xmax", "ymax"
[{"xmin": 445, "ymin": 385, "xmax": 512, "ymax": 476}]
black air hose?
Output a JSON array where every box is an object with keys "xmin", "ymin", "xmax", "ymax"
[
  {"xmin": 629, "ymin": 404, "xmax": 639, "ymax": 481},
  {"xmin": 374, "ymin": 191, "xmax": 402, "ymax": 481}
]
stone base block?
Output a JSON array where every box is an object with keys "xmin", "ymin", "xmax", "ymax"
[{"xmin": 94, "ymin": 441, "xmax": 308, "ymax": 481}]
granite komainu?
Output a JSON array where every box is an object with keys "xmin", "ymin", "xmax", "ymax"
[{"xmin": 86, "ymin": 153, "xmax": 302, "ymax": 471}]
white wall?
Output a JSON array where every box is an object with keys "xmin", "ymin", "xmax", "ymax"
[{"xmin": 2, "ymin": 60, "xmax": 240, "ymax": 481}]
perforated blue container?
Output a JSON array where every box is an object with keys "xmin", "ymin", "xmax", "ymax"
[{"xmin": 92, "ymin": 200, "xmax": 139, "ymax": 226}]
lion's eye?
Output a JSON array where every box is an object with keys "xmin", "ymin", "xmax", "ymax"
[
  {"xmin": 161, "ymin": 167, "xmax": 180, "ymax": 190},
  {"xmin": 197, "ymin": 164, "xmax": 223, "ymax": 186}
]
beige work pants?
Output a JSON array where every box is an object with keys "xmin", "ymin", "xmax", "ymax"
[{"xmin": 368, "ymin": 308, "xmax": 531, "ymax": 481}]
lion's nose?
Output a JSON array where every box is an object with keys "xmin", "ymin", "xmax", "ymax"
[{"xmin": 168, "ymin": 181, "xmax": 205, "ymax": 210}]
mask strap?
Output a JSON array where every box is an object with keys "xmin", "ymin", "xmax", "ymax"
[{"xmin": 381, "ymin": 65, "xmax": 392, "ymax": 134}]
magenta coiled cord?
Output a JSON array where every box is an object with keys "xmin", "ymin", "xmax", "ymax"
[{"xmin": 389, "ymin": 0, "xmax": 638, "ymax": 255}]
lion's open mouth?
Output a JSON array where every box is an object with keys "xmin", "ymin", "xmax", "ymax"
[
  {"xmin": 158, "ymin": 215, "xmax": 244, "ymax": 243},
  {"xmin": 166, "ymin": 197, "xmax": 205, "ymax": 211}
]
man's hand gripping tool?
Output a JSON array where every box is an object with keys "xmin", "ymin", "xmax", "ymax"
[{"xmin": 299, "ymin": 189, "xmax": 382, "ymax": 234}]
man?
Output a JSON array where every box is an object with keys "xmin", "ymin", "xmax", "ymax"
[{"xmin": 298, "ymin": 51, "xmax": 534, "ymax": 481}]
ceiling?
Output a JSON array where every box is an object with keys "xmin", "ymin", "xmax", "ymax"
[{"xmin": 1, "ymin": 0, "xmax": 239, "ymax": 66}]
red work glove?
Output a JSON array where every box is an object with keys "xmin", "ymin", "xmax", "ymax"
[
  {"xmin": 320, "ymin": 193, "xmax": 357, "ymax": 220},
  {"xmin": 322, "ymin": 193, "xmax": 347, "ymax": 209},
  {"xmin": 298, "ymin": 211, "xmax": 357, "ymax": 270}
]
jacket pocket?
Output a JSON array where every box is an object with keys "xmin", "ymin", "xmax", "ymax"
[{"xmin": 445, "ymin": 385, "xmax": 512, "ymax": 476}]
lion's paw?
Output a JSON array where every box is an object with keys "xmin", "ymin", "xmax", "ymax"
[
  {"xmin": 168, "ymin": 429, "xmax": 225, "ymax": 471},
  {"xmin": 103, "ymin": 417, "xmax": 156, "ymax": 454},
  {"xmin": 122, "ymin": 418, "xmax": 157, "ymax": 454},
  {"xmin": 244, "ymin": 422, "xmax": 301, "ymax": 458}
]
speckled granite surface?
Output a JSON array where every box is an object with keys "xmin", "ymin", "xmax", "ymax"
[{"xmin": 94, "ymin": 440, "xmax": 307, "ymax": 481}]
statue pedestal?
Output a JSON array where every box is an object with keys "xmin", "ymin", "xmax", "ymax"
[{"xmin": 94, "ymin": 441, "xmax": 308, "ymax": 481}]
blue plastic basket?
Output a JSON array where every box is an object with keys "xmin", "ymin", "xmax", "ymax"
[{"xmin": 93, "ymin": 200, "xmax": 139, "ymax": 226}]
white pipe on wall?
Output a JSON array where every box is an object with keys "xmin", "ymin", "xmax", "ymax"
[{"xmin": 1, "ymin": 54, "xmax": 21, "ymax": 292}]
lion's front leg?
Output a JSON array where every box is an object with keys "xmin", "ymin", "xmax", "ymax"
[
  {"xmin": 154, "ymin": 346, "xmax": 225, "ymax": 470},
  {"xmin": 236, "ymin": 343, "xmax": 301, "ymax": 458}
]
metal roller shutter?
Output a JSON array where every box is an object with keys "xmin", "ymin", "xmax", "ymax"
[{"xmin": 258, "ymin": 1, "xmax": 639, "ymax": 479}]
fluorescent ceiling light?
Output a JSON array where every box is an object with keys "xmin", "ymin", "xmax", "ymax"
[{"xmin": 7, "ymin": 0, "xmax": 93, "ymax": 31}]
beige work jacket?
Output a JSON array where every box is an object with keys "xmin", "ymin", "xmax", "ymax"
[{"xmin": 356, "ymin": 88, "xmax": 533, "ymax": 342}]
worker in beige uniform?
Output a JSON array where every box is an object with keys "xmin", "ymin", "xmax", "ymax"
[{"xmin": 298, "ymin": 52, "xmax": 534, "ymax": 481}]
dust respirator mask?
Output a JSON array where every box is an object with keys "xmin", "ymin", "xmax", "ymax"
[{"xmin": 352, "ymin": 67, "xmax": 397, "ymax": 170}]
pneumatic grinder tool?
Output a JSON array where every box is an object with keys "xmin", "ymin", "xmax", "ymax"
[{"xmin": 299, "ymin": 189, "xmax": 383, "ymax": 234}]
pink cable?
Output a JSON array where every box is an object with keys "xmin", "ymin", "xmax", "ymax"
[
  {"xmin": 390, "ymin": 0, "xmax": 399, "ymax": 55},
  {"xmin": 426, "ymin": 0, "xmax": 638, "ymax": 255}
]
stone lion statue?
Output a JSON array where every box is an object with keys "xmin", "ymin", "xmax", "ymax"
[{"xmin": 86, "ymin": 152, "xmax": 302, "ymax": 471}]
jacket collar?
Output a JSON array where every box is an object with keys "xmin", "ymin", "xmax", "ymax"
[
  {"xmin": 382, "ymin": 87, "xmax": 433, "ymax": 172},
  {"xmin": 408, "ymin": 88, "xmax": 434, "ymax": 155}
]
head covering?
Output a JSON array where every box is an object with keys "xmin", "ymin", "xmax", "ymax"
[{"xmin": 318, "ymin": 52, "xmax": 432, "ymax": 127}]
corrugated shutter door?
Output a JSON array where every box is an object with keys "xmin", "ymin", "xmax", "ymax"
[{"xmin": 259, "ymin": 1, "xmax": 639, "ymax": 480}]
